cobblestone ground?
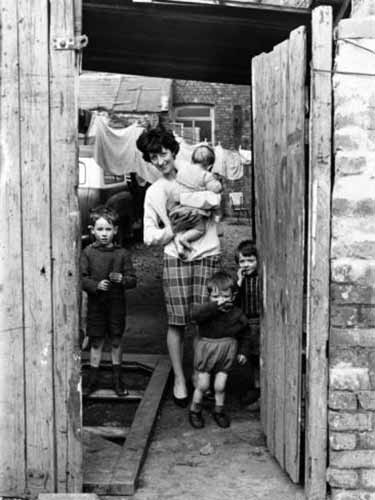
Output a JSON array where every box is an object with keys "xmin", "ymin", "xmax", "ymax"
[{"xmin": 107, "ymin": 221, "xmax": 304, "ymax": 500}]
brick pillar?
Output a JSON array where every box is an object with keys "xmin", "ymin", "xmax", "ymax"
[{"xmin": 328, "ymin": 0, "xmax": 375, "ymax": 498}]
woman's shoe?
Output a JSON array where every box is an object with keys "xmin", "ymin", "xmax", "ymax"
[
  {"xmin": 172, "ymin": 394, "xmax": 189, "ymax": 408},
  {"xmin": 188, "ymin": 410, "xmax": 205, "ymax": 429}
]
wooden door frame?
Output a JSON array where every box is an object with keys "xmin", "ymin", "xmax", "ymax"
[{"xmin": 305, "ymin": 6, "xmax": 333, "ymax": 500}]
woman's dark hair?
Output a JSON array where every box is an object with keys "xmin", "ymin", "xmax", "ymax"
[
  {"xmin": 235, "ymin": 239, "xmax": 258, "ymax": 263},
  {"xmin": 207, "ymin": 270, "xmax": 237, "ymax": 294},
  {"xmin": 136, "ymin": 125, "xmax": 180, "ymax": 163}
]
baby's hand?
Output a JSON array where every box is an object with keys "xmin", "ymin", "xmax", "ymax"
[
  {"xmin": 97, "ymin": 279, "xmax": 111, "ymax": 291},
  {"xmin": 109, "ymin": 272, "xmax": 123, "ymax": 283},
  {"xmin": 237, "ymin": 354, "xmax": 247, "ymax": 365}
]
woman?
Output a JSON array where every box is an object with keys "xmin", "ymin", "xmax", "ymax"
[{"xmin": 136, "ymin": 126, "xmax": 221, "ymax": 407}]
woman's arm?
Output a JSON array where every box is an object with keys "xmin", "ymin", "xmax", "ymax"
[{"xmin": 143, "ymin": 187, "xmax": 175, "ymax": 246}]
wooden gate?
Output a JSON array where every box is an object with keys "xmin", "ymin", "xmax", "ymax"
[
  {"xmin": 0, "ymin": 1, "xmax": 82, "ymax": 496},
  {"xmin": 251, "ymin": 7, "xmax": 332, "ymax": 497}
]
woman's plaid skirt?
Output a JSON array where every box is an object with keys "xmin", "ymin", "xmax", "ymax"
[{"xmin": 163, "ymin": 254, "xmax": 221, "ymax": 326}]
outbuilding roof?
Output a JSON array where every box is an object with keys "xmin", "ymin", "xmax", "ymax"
[{"xmin": 79, "ymin": 72, "xmax": 172, "ymax": 112}]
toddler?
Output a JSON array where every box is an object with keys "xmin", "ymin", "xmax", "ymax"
[
  {"xmin": 81, "ymin": 205, "xmax": 136, "ymax": 397},
  {"xmin": 189, "ymin": 271, "xmax": 249, "ymax": 429},
  {"xmin": 235, "ymin": 240, "xmax": 262, "ymax": 408},
  {"xmin": 169, "ymin": 144, "xmax": 222, "ymax": 259}
]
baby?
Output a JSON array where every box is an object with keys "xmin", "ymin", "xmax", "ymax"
[{"xmin": 169, "ymin": 144, "xmax": 222, "ymax": 259}]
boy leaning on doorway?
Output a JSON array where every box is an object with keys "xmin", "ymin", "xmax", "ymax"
[
  {"xmin": 80, "ymin": 205, "xmax": 137, "ymax": 397},
  {"xmin": 235, "ymin": 239, "xmax": 262, "ymax": 409}
]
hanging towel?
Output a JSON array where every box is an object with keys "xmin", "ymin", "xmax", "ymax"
[{"xmin": 94, "ymin": 117, "xmax": 161, "ymax": 184}]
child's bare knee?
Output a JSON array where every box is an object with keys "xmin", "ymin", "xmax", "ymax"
[
  {"xmin": 91, "ymin": 337, "xmax": 104, "ymax": 349},
  {"xmin": 111, "ymin": 336, "xmax": 122, "ymax": 348},
  {"xmin": 197, "ymin": 372, "xmax": 210, "ymax": 392}
]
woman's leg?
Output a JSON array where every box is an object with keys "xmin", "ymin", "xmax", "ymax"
[{"xmin": 167, "ymin": 324, "xmax": 187, "ymax": 398}]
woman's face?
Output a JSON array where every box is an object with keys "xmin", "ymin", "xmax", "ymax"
[{"xmin": 149, "ymin": 147, "xmax": 175, "ymax": 177}]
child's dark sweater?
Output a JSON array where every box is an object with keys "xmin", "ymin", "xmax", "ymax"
[
  {"xmin": 81, "ymin": 242, "xmax": 136, "ymax": 299},
  {"xmin": 192, "ymin": 302, "xmax": 251, "ymax": 356}
]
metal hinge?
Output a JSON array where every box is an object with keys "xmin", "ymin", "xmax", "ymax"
[{"xmin": 53, "ymin": 35, "xmax": 88, "ymax": 51}]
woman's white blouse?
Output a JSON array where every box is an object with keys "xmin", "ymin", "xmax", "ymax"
[{"xmin": 143, "ymin": 177, "xmax": 221, "ymax": 261}]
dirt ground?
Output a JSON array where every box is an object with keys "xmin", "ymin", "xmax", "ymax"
[{"xmin": 99, "ymin": 221, "xmax": 304, "ymax": 500}]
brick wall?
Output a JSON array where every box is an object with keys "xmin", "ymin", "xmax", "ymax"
[
  {"xmin": 328, "ymin": 3, "xmax": 375, "ymax": 498},
  {"xmin": 172, "ymin": 80, "xmax": 252, "ymax": 221},
  {"xmin": 173, "ymin": 80, "xmax": 251, "ymax": 149}
]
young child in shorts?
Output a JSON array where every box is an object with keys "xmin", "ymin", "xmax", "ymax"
[
  {"xmin": 169, "ymin": 144, "xmax": 222, "ymax": 259},
  {"xmin": 81, "ymin": 205, "xmax": 137, "ymax": 397},
  {"xmin": 189, "ymin": 271, "xmax": 250, "ymax": 429},
  {"xmin": 235, "ymin": 240, "xmax": 262, "ymax": 408}
]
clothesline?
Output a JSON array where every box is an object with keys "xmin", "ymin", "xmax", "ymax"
[{"xmin": 89, "ymin": 114, "xmax": 251, "ymax": 183}]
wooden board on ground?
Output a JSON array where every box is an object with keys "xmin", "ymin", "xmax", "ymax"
[
  {"xmin": 83, "ymin": 355, "xmax": 171, "ymax": 495},
  {"xmin": 87, "ymin": 389, "xmax": 144, "ymax": 401}
]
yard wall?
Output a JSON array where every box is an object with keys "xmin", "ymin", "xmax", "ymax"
[{"xmin": 328, "ymin": 1, "xmax": 375, "ymax": 498}]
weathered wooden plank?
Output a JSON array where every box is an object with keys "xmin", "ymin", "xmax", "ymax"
[
  {"xmin": 251, "ymin": 53, "xmax": 268, "ymax": 433},
  {"xmin": 284, "ymin": 25, "xmax": 306, "ymax": 483},
  {"xmin": 110, "ymin": 358, "xmax": 170, "ymax": 493},
  {"xmin": 87, "ymin": 389, "xmax": 144, "ymax": 400},
  {"xmin": 83, "ymin": 357, "xmax": 171, "ymax": 495},
  {"xmin": 81, "ymin": 351, "xmax": 164, "ymax": 370},
  {"xmin": 264, "ymin": 47, "xmax": 278, "ymax": 457},
  {"xmin": 18, "ymin": 0, "xmax": 55, "ymax": 492},
  {"xmin": 273, "ymin": 40, "xmax": 287, "ymax": 468},
  {"xmin": 305, "ymin": 7, "xmax": 332, "ymax": 500},
  {"xmin": 49, "ymin": 0, "xmax": 82, "ymax": 492},
  {"xmin": 0, "ymin": 2, "xmax": 26, "ymax": 495}
]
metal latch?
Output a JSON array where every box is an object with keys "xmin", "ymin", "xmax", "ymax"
[{"xmin": 53, "ymin": 35, "xmax": 88, "ymax": 51}]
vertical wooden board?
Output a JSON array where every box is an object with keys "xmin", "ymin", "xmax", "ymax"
[
  {"xmin": 284, "ymin": 25, "xmax": 306, "ymax": 483},
  {"xmin": 18, "ymin": 0, "xmax": 55, "ymax": 492},
  {"xmin": 251, "ymin": 54, "xmax": 267, "ymax": 434},
  {"xmin": 264, "ymin": 48, "xmax": 277, "ymax": 457},
  {"xmin": 273, "ymin": 41, "xmax": 287, "ymax": 468},
  {"xmin": 49, "ymin": 0, "xmax": 83, "ymax": 492},
  {"xmin": 258, "ymin": 54, "xmax": 273, "ymax": 448},
  {"xmin": 305, "ymin": 7, "xmax": 332, "ymax": 500},
  {"xmin": 0, "ymin": 3, "xmax": 26, "ymax": 495}
]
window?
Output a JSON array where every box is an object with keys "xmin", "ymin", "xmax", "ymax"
[{"xmin": 174, "ymin": 105, "xmax": 215, "ymax": 145}]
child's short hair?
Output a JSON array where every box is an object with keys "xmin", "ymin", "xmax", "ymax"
[
  {"xmin": 235, "ymin": 240, "xmax": 258, "ymax": 263},
  {"xmin": 136, "ymin": 125, "xmax": 180, "ymax": 162},
  {"xmin": 207, "ymin": 270, "xmax": 237, "ymax": 294},
  {"xmin": 89, "ymin": 205, "xmax": 119, "ymax": 227},
  {"xmin": 192, "ymin": 145, "xmax": 215, "ymax": 169}
]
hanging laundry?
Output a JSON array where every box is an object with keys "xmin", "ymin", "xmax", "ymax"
[{"xmin": 93, "ymin": 116, "xmax": 161, "ymax": 185}]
